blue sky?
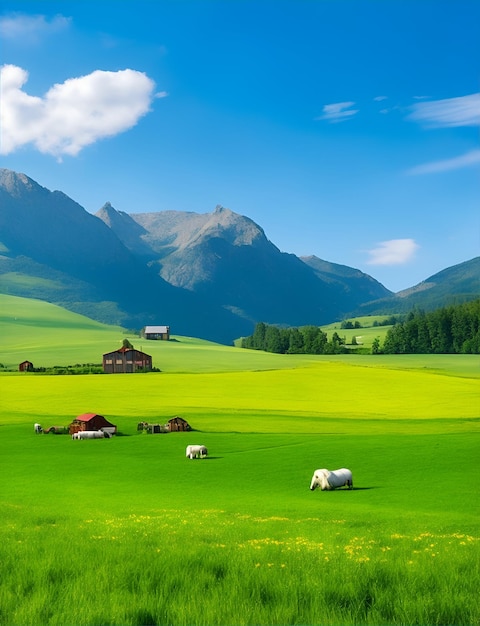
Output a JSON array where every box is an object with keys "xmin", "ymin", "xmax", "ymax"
[{"xmin": 1, "ymin": 0, "xmax": 479, "ymax": 292}]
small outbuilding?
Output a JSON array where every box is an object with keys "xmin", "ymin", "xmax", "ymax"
[
  {"xmin": 168, "ymin": 416, "xmax": 191, "ymax": 432},
  {"xmin": 69, "ymin": 413, "xmax": 117, "ymax": 436},
  {"xmin": 142, "ymin": 325, "xmax": 170, "ymax": 341},
  {"xmin": 102, "ymin": 346, "xmax": 152, "ymax": 373},
  {"xmin": 19, "ymin": 360, "xmax": 33, "ymax": 372},
  {"xmin": 137, "ymin": 422, "xmax": 169, "ymax": 434}
]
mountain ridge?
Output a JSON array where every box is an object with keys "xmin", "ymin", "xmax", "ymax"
[
  {"xmin": 97, "ymin": 200, "xmax": 391, "ymax": 325},
  {"xmin": 1, "ymin": 168, "xmax": 478, "ymax": 342},
  {"xmin": 354, "ymin": 256, "xmax": 480, "ymax": 315}
]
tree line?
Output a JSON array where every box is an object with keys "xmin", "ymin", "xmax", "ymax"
[
  {"xmin": 241, "ymin": 299, "xmax": 480, "ymax": 355},
  {"xmin": 379, "ymin": 298, "xmax": 480, "ymax": 354},
  {"xmin": 241, "ymin": 323, "xmax": 349, "ymax": 354},
  {"xmin": 340, "ymin": 315, "xmax": 404, "ymax": 329}
]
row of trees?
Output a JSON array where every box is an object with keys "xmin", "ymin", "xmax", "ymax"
[
  {"xmin": 340, "ymin": 320, "xmax": 362, "ymax": 329},
  {"xmin": 241, "ymin": 323, "xmax": 349, "ymax": 354},
  {"xmin": 242, "ymin": 299, "xmax": 480, "ymax": 355},
  {"xmin": 372, "ymin": 315, "xmax": 404, "ymax": 327},
  {"xmin": 341, "ymin": 315, "xmax": 404, "ymax": 329},
  {"xmin": 379, "ymin": 299, "xmax": 480, "ymax": 354}
]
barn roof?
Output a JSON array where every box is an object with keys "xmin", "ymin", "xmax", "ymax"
[
  {"xmin": 74, "ymin": 413, "xmax": 116, "ymax": 427},
  {"xmin": 76, "ymin": 413, "xmax": 101, "ymax": 422},
  {"xmin": 103, "ymin": 347, "xmax": 152, "ymax": 356},
  {"xmin": 144, "ymin": 325, "xmax": 169, "ymax": 333}
]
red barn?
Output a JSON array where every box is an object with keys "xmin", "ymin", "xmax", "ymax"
[
  {"xmin": 69, "ymin": 413, "xmax": 117, "ymax": 435},
  {"xmin": 19, "ymin": 360, "xmax": 33, "ymax": 372},
  {"xmin": 102, "ymin": 347, "xmax": 152, "ymax": 374}
]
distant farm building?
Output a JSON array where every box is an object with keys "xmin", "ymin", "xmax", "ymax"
[
  {"xmin": 168, "ymin": 416, "xmax": 191, "ymax": 432},
  {"xmin": 142, "ymin": 325, "xmax": 170, "ymax": 340},
  {"xmin": 69, "ymin": 413, "xmax": 117, "ymax": 436},
  {"xmin": 103, "ymin": 347, "xmax": 152, "ymax": 373},
  {"xmin": 19, "ymin": 360, "xmax": 33, "ymax": 372},
  {"xmin": 137, "ymin": 422, "xmax": 169, "ymax": 434},
  {"xmin": 137, "ymin": 418, "xmax": 192, "ymax": 434}
]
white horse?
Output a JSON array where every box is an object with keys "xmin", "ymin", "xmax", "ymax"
[
  {"xmin": 34, "ymin": 423, "xmax": 42, "ymax": 434},
  {"xmin": 186, "ymin": 445, "xmax": 208, "ymax": 459},
  {"xmin": 310, "ymin": 468, "xmax": 353, "ymax": 491},
  {"xmin": 73, "ymin": 430, "xmax": 105, "ymax": 440}
]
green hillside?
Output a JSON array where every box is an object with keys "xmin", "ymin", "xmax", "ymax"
[
  {"xmin": 0, "ymin": 294, "xmax": 333, "ymax": 372},
  {"xmin": 0, "ymin": 294, "xmax": 127, "ymax": 368},
  {"xmin": 2, "ymin": 295, "xmax": 476, "ymax": 378}
]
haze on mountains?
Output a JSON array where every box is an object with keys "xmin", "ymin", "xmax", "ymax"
[{"xmin": 1, "ymin": 169, "xmax": 478, "ymax": 343}]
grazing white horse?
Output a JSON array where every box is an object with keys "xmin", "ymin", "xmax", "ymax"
[
  {"xmin": 185, "ymin": 445, "xmax": 208, "ymax": 459},
  {"xmin": 72, "ymin": 430, "xmax": 105, "ymax": 440},
  {"xmin": 310, "ymin": 468, "xmax": 353, "ymax": 491}
]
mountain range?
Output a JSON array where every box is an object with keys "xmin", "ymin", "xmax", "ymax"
[{"xmin": 0, "ymin": 168, "xmax": 478, "ymax": 343}]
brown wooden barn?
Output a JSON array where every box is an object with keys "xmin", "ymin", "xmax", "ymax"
[
  {"xmin": 142, "ymin": 325, "xmax": 170, "ymax": 340},
  {"xmin": 69, "ymin": 413, "xmax": 117, "ymax": 435},
  {"xmin": 19, "ymin": 360, "xmax": 33, "ymax": 372},
  {"xmin": 168, "ymin": 416, "xmax": 191, "ymax": 432},
  {"xmin": 102, "ymin": 347, "xmax": 152, "ymax": 373}
]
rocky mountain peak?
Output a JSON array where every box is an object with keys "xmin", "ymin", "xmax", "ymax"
[
  {"xmin": 199, "ymin": 206, "xmax": 270, "ymax": 248},
  {"xmin": 96, "ymin": 201, "xmax": 121, "ymax": 224},
  {"xmin": 0, "ymin": 168, "xmax": 47, "ymax": 199},
  {"xmin": 95, "ymin": 202, "xmax": 150, "ymax": 254}
]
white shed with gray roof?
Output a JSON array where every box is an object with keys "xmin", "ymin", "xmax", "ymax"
[{"xmin": 143, "ymin": 325, "xmax": 170, "ymax": 340}]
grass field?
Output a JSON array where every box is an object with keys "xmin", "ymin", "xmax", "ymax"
[{"xmin": 1, "ymin": 295, "xmax": 479, "ymax": 625}]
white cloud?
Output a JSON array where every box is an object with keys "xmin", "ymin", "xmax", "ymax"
[
  {"xmin": 0, "ymin": 64, "xmax": 163, "ymax": 158},
  {"xmin": 315, "ymin": 101, "xmax": 358, "ymax": 123},
  {"xmin": 0, "ymin": 13, "xmax": 71, "ymax": 42},
  {"xmin": 407, "ymin": 149, "xmax": 480, "ymax": 175},
  {"xmin": 366, "ymin": 239, "xmax": 419, "ymax": 266},
  {"xmin": 407, "ymin": 93, "xmax": 480, "ymax": 127}
]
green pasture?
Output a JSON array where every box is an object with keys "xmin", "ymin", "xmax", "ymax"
[
  {"xmin": 322, "ymin": 316, "xmax": 394, "ymax": 349},
  {"xmin": 2, "ymin": 360, "xmax": 479, "ymax": 435},
  {"xmin": 0, "ymin": 295, "xmax": 479, "ymax": 625}
]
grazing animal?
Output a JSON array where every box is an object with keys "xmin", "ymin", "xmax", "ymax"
[
  {"xmin": 34, "ymin": 423, "xmax": 42, "ymax": 434},
  {"xmin": 73, "ymin": 430, "xmax": 105, "ymax": 440},
  {"xmin": 185, "ymin": 444, "xmax": 208, "ymax": 459},
  {"xmin": 310, "ymin": 468, "xmax": 353, "ymax": 491}
]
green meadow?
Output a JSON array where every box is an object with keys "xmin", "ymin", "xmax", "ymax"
[{"xmin": 0, "ymin": 294, "xmax": 479, "ymax": 625}]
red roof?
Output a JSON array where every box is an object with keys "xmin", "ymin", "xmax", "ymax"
[{"xmin": 76, "ymin": 413, "xmax": 99, "ymax": 422}]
